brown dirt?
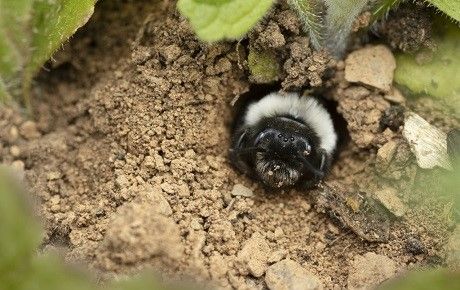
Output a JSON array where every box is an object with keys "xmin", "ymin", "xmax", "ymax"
[
  {"xmin": 376, "ymin": 2, "xmax": 435, "ymax": 53},
  {"xmin": 1, "ymin": 0, "xmax": 458, "ymax": 289}
]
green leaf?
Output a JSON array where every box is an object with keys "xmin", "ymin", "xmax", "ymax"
[
  {"xmin": 177, "ymin": 0, "xmax": 274, "ymax": 42},
  {"xmin": 394, "ymin": 19, "xmax": 460, "ymax": 112},
  {"xmin": 0, "ymin": 0, "xmax": 96, "ymax": 105},
  {"xmin": 425, "ymin": 0, "xmax": 460, "ymax": 22}
]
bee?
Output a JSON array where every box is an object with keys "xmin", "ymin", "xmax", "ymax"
[{"xmin": 230, "ymin": 92, "xmax": 338, "ymax": 189}]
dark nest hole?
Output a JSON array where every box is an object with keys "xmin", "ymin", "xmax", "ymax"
[{"xmin": 227, "ymin": 83, "xmax": 351, "ymax": 188}]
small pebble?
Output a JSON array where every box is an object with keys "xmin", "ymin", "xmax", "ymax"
[
  {"xmin": 8, "ymin": 126, "xmax": 19, "ymax": 143},
  {"xmin": 231, "ymin": 183, "xmax": 253, "ymax": 197},
  {"xmin": 376, "ymin": 140, "xmax": 398, "ymax": 172},
  {"xmin": 265, "ymin": 259, "xmax": 323, "ymax": 290},
  {"xmin": 47, "ymin": 171, "xmax": 62, "ymax": 181},
  {"xmin": 146, "ymin": 188, "xmax": 172, "ymax": 216},
  {"xmin": 373, "ymin": 187, "xmax": 406, "ymax": 217},
  {"xmin": 9, "ymin": 145, "xmax": 20, "ymax": 157},
  {"xmin": 268, "ymin": 250, "xmax": 288, "ymax": 264},
  {"xmin": 384, "ymin": 88, "xmax": 406, "ymax": 104},
  {"xmin": 10, "ymin": 160, "xmax": 25, "ymax": 179}
]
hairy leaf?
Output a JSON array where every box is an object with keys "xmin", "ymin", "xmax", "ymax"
[
  {"xmin": 324, "ymin": 0, "xmax": 368, "ymax": 57},
  {"xmin": 177, "ymin": 0, "xmax": 274, "ymax": 42},
  {"xmin": 425, "ymin": 0, "xmax": 460, "ymax": 22},
  {"xmin": 288, "ymin": 0, "xmax": 325, "ymax": 50}
]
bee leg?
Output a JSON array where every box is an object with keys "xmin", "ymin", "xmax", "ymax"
[
  {"xmin": 301, "ymin": 149, "xmax": 330, "ymax": 190},
  {"xmin": 229, "ymin": 129, "xmax": 253, "ymax": 175},
  {"xmin": 319, "ymin": 149, "xmax": 330, "ymax": 173}
]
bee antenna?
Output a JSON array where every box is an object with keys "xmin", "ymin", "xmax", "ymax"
[{"xmin": 231, "ymin": 147, "xmax": 266, "ymax": 156}]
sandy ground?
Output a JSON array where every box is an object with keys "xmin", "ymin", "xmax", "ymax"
[{"xmin": 0, "ymin": 1, "xmax": 459, "ymax": 289}]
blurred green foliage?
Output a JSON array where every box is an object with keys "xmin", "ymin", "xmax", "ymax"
[
  {"xmin": 0, "ymin": 0, "xmax": 97, "ymax": 107},
  {"xmin": 394, "ymin": 19, "xmax": 460, "ymax": 113},
  {"xmin": 378, "ymin": 269, "xmax": 460, "ymax": 290},
  {"xmin": 0, "ymin": 170, "xmax": 40, "ymax": 288}
]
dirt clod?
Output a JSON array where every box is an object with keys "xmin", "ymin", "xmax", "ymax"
[
  {"xmin": 265, "ymin": 259, "xmax": 323, "ymax": 290},
  {"xmin": 377, "ymin": 3, "xmax": 433, "ymax": 53},
  {"xmin": 380, "ymin": 105, "xmax": 405, "ymax": 132},
  {"xmin": 96, "ymin": 199, "xmax": 183, "ymax": 269},
  {"xmin": 236, "ymin": 233, "xmax": 271, "ymax": 278},
  {"xmin": 347, "ymin": 252, "xmax": 398, "ymax": 290},
  {"xmin": 345, "ymin": 45, "xmax": 396, "ymax": 92},
  {"xmin": 313, "ymin": 185, "xmax": 391, "ymax": 242},
  {"xmin": 19, "ymin": 121, "xmax": 41, "ymax": 140},
  {"xmin": 252, "ymin": 21, "xmax": 286, "ymax": 49},
  {"xmin": 335, "ymin": 86, "xmax": 391, "ymax": 148}
]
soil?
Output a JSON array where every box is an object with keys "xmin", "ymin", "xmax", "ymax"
[{"xmin": 1, "ymin": 0, "xmax": 459, "ymax": 289}]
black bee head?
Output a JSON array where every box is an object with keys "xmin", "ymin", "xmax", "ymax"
[{"xmin": 250, "ymin": 117, "xmax": 321, "ymax": 188}]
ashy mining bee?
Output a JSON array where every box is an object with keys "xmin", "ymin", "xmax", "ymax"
[{"xmin": 230, "ymin": 92, "xmax": 338, "ymax": 189}]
